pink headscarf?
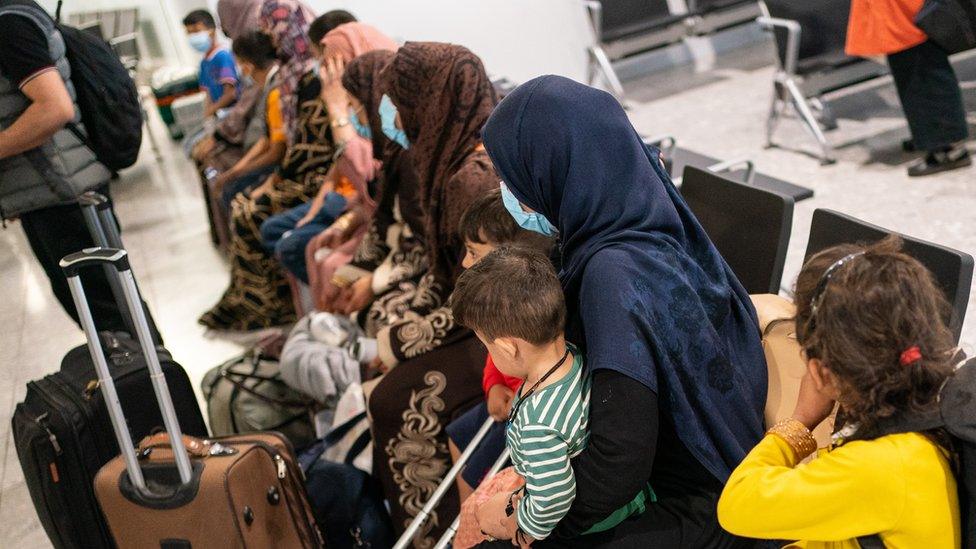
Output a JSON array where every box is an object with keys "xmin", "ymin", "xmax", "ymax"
[{"xmin": 319, "ymin": 22, "xmax": 397, "ymax": 62}]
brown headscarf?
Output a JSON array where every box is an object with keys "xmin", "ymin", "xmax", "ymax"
[
  {"xmin": 342, "ymin": 50, "xmax": 395, "ymax": 161},
  {"xmin": 217, "ymin": 0, "xmax": 263, "ymax": 40},
  {"xmin": 319, "ymin": 22, "xmax": 397, "ymax": 63},
  {"xmin": 379, "ymin": 42, "xmax": 498, "ymax": 280}
]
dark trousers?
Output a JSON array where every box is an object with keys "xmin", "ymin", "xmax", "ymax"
[
  {"xmin": 258, "ymin": 193, "xmax": 347, "ymax": 284},
  {"xmin": 221, "ymin": 165, "xmax": 276, "ymax": 211},
  {"xmin": 19, "ymin": 186, "xmax": 161, "ymax": 341},
  {"xmin": 888, "ymin": 40, "xmax": 969, "ymax": 152}
]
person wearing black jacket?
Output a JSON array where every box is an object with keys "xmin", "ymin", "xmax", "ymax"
[{"xmin": 0, "ymin": 0, "xmax": 156, "ymax": 337}]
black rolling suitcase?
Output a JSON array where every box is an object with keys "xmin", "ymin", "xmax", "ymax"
[{"xmin": 10, "ymin": 192, "xmax": 207, "ymax": 549}]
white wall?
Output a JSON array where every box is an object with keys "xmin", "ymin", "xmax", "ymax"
[
  {"xmin": 38, "ymin": 0, "xmax": 208, "ymax": 67},
  {"xmin": 41, "ymin": 0, "xmax": 596, "ymax": 85},
  {"xmin": 308, "ymin": 0, "xmax": 595, "ymax": 84}
]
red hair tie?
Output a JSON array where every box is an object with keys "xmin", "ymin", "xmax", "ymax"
[{"xmin": 900, "ymin": 346, "xmax": 922, "ymax": 366}]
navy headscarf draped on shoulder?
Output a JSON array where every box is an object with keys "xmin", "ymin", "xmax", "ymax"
[{"xmin": 482, "ymin": 75, "xmax": 767, "ymax": 482}]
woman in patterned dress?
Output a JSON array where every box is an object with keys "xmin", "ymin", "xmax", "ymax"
[
  {"xmin": 199, "ymin": 0, "xmax": 337, "ymax": 331},
  {"xmin": 361, "ymin": 42, "xmax": 500, "ymax": 547}
]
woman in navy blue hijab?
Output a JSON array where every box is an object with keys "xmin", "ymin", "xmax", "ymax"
[{"xmin": 481, "ymin": 76, "xmax": 767, "ymax": 547}]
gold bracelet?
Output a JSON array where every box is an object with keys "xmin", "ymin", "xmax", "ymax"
[{"xmin": 767, "ymin": 418, "xmax": 817, "ymax": 460}]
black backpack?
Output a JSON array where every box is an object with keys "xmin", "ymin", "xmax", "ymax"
[
  {"xmin": 54, "ymin": 1, "xmax": 142, "ymax": 171},
  {"xmin": 855, "ymin": 358, "xmax": 976, "ymax": 548}
]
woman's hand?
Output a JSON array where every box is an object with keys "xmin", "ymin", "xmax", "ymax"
[
  {"xmin": 487, "ymin": 385, "xmax": 515, "ymax": 422},
  {"xmin": 319, "ymin": 56, "xmax": 349, "ymax": 112},
  {"xmin": 476, "ymin": 492, "xmax": 514, "ymax": 540},
  {"xmin": 791, "ymin": 371, "xmax": 836, "ymax": 431},
  {"xmin": 342, "ymin": 275, "xmax": 374, "ymax": 314}
]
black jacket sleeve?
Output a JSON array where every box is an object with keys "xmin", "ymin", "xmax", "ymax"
[{"xmin": 552, "ymin": 369, "xmax": 658, "ymax": 538}]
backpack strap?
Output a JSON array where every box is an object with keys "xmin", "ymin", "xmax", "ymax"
[
  {"xmin": 344, "ymin": 429, "xmax": 372, "ymax": 465},
  {"xmin": 324, "ymin": 411, "xmax": 368, "ymax": 446}
]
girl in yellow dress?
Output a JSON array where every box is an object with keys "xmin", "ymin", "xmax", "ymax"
[{"xmin": 718, "ymin": 236, "xmax": 961, "ymax": 548}]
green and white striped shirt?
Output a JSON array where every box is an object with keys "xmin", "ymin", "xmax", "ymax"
[{"xmin": 507, "ymin": 349, "xmax": 590, "ymax": 540}]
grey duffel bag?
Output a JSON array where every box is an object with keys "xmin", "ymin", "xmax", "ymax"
[{"xmin": 202, "ymin": 350, "xmax": 317, "ymax": 451}]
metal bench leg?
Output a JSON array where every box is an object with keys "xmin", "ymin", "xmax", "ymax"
[
  {"xmin": 589, "ymin": 45, "xmax": 626, "ymax": 101},
  {"xmin": 142, "ymin": 104, "xmax": 162, "ymax": 161},
  {"xmin": 784, "ymin": 77, "xmax": 835, "ymax": 165},
  {"xmin": 809, "ymin": 96, "xmax": 838, "ymax": 131},
  {"xmin": 766, "ymin": 80, "xmax": 787, "ymax": 148}
]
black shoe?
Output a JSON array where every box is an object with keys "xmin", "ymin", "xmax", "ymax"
[
  {"xmin": 907, "ymin": 147, "xmax": 971, "ymax": 177},
  {"xmin": 901, "ymin": 139, "xmax": 916, "ymax": 153}
]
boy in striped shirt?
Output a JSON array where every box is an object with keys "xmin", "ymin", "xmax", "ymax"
[{"xmin": 451, "ymin": 247, "xmax": 653, "ymax": 546}]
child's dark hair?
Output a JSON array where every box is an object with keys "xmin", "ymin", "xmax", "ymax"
[
  {"xmin": 451, "ymin": 246, "xmax": 566, "ymax": 345},
  {"xmin": 794, "ymin": 235, "xmax": 955, "ymax": 433},
  {"xmin": 308, "ymin": 10, "xmax": 358, "ymax": 44},
  {"xmin": 459, "ymin": 188, "xmax": 554, "ymax": 255},
  {"xmin": 183, "ymin": 10, "xmax": 216, "ymax": 29},
  {"xmin": 232, "ymin": 31, "xmax": 276, "ymax": 68}
]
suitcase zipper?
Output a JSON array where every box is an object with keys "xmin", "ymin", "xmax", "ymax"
[
  {"xmin": 27, "ymin": 380, "xmax": 116, "ymax": 546},
  {"xmin": 218, "ymin": 437, "xmax": 322, "ymax": 547},
  {"xmin": 33, "ymin": 412, "xmax": 62, "ymax": 455},
  {"xmin": 275, "ymin": 454, "xmax": 286, "ymax": 479}
]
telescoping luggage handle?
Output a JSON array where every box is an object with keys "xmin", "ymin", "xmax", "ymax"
[
  {"xmin": 60, "ymin": 247, "xmax": 193, "ymax": 491},
  {"xmin": 78, "ymin": 191, "xmax": 138, "ymax": 338}
]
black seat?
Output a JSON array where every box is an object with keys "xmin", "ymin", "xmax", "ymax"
[
  {"xmin": 600, "ymin": 0, "xmax": 683, "ymax": 43},
  {"xmin": 681, "ymin": 166, "xmax": 794, "ymax": 294},
  {"xmin": 763, "ymin": 0, "xmax": 857, "ymax": 77},
  {"xmin": 692, "ymin": 0, "xmax": 757, "ymax": 14},
  {"xmin": 804, "ymin": 209, "xmax": 974, "ymax": 343}
]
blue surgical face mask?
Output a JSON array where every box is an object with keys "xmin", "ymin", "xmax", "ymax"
[
  {"xmin": 499, "ymin": 182, "xmax": 556, "ymax": 236},
  {"xmin": 379, "ymin": 94, "xmax": 409, "ymax": 149},
  {"xmin": 188, "ymin": 31, "xmax": 211, "ymax": 54},
  {"xmin": 349, "ymin": 106, "xmax": 371, "ymax": 140}
]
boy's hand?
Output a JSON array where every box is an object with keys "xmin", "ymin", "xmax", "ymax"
[
  {"xmin": 487, "ymin": 385, "xmax": 515, "ymax": 422},
  {"xmin": 476, "ymin": 492, "xmax": 512, "ymax": 540}
]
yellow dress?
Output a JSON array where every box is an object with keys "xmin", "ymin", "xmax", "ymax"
[{"xmin": 718, "ymin": 432, "xmax": 959, "ymax": 548}]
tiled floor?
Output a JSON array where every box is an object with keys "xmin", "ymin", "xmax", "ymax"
[{"xmin": 1, "ymin": 38, "xmax": 975, "ymax": 546}]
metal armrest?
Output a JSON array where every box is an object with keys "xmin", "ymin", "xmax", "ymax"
[
  {"xmin": 643, "ymin": 134, "xmax": 677, "ymax": 157},
  {"xmin": 110, "ymin": 33, "xmax": 139, "ymax": 68},
  {"xmin": 584, "ymin": 0, "xmax": 603, "ymax": 40},
  {"xmin": 755, "ymin": 15, "xmax": 800, "ymax": 75},
  {"xmin": 109, "ymin": 32, "xmax": 137, "ymax": 47},
  {"xmin": 708, "ymin": 157, "xmax": 756, "ymax": 185}
]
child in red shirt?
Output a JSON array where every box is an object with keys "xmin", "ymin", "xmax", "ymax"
[{"xmin": 445, "ymin": 188, "xmax": 554, "ymax": 501}]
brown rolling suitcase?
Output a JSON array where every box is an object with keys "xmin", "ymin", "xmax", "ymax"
[{"xmin": 60, "ymin": 247, "xmax": 322, "ymax": 548}]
